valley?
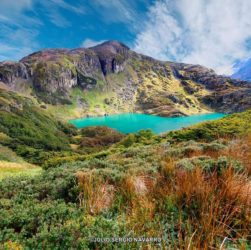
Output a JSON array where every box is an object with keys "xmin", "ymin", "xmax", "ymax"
[{"xmin": 0, "ymin": 41, "xmax": 250, "ymax": 249}]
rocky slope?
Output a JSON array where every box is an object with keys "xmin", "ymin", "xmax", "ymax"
[{"xmin": 0, "ymin": 41, "xmax": 251, "ymax": 118}]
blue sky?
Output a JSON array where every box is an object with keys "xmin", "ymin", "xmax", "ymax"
[{"xmin": 1, "ymin": 0, "xmax": 251, "ymax": 75}]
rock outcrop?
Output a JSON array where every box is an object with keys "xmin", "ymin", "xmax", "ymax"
[{"xmin": 0, "ymin": 61, "xmax": 28, "ymax": 84}]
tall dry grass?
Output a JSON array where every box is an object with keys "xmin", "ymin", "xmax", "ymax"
[
  {"xmin": 156, "ymin": 155, "xmax": 251, "ymax": 249},
  {"xmin": 75, "ymin": 136, "xmax": 251, "ymax": 249},
  {"xmin": 76, "ymin": 171, "xmax": 115, "ymax": 214},
  {"xmin": 118, "ymin": 174, "xmax": 157, "ymax": 235},
  {"xmin": 221, "ymin": 135, "xmax": 251, "ymax": 175}
]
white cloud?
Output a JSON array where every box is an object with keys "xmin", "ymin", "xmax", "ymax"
[
  {"xmin": 46, "ymin": 10, "xmax": 71, "ymax": 28},
  {"xmin": 0, "ymin": 0, "xmax": 37, "ymax": 27},
  {"xmin": 0, "ymin": 26, "xmax": 39, "ymax": 61},
  {"xmin": 0, "ymin": 43, "xmax": 34, "ymax": 62},
  {"xmin": 50, "ymin": 0, "xmax": 85, "ymax": 14},
  {"xmin": 0, "ymin": 0, "xmax": 86, "ymax": 61},
  {"xmin": 0, "ymin": 0, "xmax": 39, "ymax": 61},
  {"xmin": 0, "ymin": 0, "xmax": 33, "ymax": 14},
  {"xmin": 89, "ymin": 0, "xmax": 152, "ymax": 31},
  {"xmin": 40, "ymin": 0, "xmax": 85, "ymax": 28},
  {"xmin": 81, "ymin": 39, "xmax": 106, "ymax": 48},
  {"xmin": 134, "ymin": 0, "xmax": 251, "ymax": 75},
  {"xmin": 91, "ymin": 0, "xmax": 135, "ymax": 23}
]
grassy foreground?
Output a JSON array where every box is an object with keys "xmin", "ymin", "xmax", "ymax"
[{"xmin": 0, "ymin": 99, "xmax": 250, "ymax": 249}]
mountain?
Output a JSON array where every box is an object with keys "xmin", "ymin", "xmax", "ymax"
[
  {"xmin": 232, "ymin": 58, "xmax": 251, "ymax": 82},
  {"xmin": 1, "ymin": 40, "xmax": 251, "ymax": 118}
]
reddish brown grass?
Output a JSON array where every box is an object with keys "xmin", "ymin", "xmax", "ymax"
[
  {"xmin": 221, "ymin": 135, "xmax": 251, "ymax": 175},
  {"xmin": 75, "ymin": 136, "xmax": 251, "ymax": 249},
  {"xmin": 154, "ymin": 159, "xmax": 251, "ymax": 249},
  {"xmin": 116, "ymin": 174, "xmax": 158, "ymax": 236},
  {"xmin": 76, "ymin": 171, "xmax": 115, "ymax": 214}
]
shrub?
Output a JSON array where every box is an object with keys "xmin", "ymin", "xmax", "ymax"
[
  {"xmin": 165, "ymin": 110, "xmax": 251, "ymax": 142},
  {"xmin": 80, "ymin": 126, "xmax": 124, "ymax": 149},
  {"xmin": 176, "ymin": 156, "xmax": 244, "ymax": 174}
]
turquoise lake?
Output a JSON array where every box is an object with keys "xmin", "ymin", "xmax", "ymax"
[{"xmin": 70, "ymin": 113, "xmax": 225, "ymax": 134}]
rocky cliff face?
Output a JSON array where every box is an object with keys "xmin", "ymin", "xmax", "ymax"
[
  {"xmin": 91, "ymin": 41, "xmax": 129, "ymax": 75},
  {"xmin": 0, "ymin": 61, "xmax": 28, "ymax": 84},
  {"xmin": 169, "ymin": 63, "xmax": 251, "ymax": 113},
  {"xmin": 0, "ymin": 40, "xmax": 250, "ymax": 116}
]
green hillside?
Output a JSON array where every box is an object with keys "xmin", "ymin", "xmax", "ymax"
[{"xmin": 0, "ymin": 88, "xmax": 250, "ymax": 249}]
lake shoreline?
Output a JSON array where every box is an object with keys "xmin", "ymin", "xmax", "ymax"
[
  {"xmin": 70, "ymin": 113, "xmax": 226, "ymax": 134},
  {"xmin": 69, "ymin": 110, "xmax": 221, "ymax": 120}
]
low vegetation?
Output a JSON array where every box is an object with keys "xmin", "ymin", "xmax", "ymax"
[
  {"xmin": 0, "ymin": 90, "xmax": 250, "ymax": 249},
  {"xmin": 0, "ymin": 90, "xmax": 76, "ymax": 164},
  {"xmin": 165, "ymin": 109, "xmax": 251, "ymax": 142}
]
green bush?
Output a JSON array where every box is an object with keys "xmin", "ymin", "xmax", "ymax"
[
  {"xmin": 176, "ymin": 156, "xmax": 244, "ymax": 174},
  {"xmin": 80, "ymin": 126, "xmax": 124, "ymax": 149},
  {"xmin": 165, "ymin": 110, "xmax": 251, "ymax": 142}
]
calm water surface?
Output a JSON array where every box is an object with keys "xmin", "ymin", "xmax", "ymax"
[{"xmin": 70, "ymin": 113, "xmax": 225, "ymax": 134}]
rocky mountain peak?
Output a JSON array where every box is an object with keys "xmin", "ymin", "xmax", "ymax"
[
  {"xmin": 90, "ymin": 40, "xmax": 130, "ymax": 76},
  {"xmin": 91, "ymin": 40, "xmax": 130, "ymax": 52}
]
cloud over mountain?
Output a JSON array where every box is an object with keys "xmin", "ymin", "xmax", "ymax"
[{"xmin": 134, "ymin": 0, "xmax": 251, "ymax": 74}]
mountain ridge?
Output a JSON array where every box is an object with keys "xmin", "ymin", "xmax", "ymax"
[{"xmin": 0, "ymin": 40, "xmax": 251, "ymax": 118}]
